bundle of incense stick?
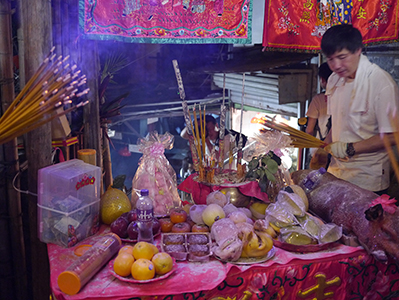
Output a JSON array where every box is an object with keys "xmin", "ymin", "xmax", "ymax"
[
  {"xmin": 189, "ymin": 104, "xmax": 208, "ymax": 167},
  {"xmin": 0, "ymin": 47, "xmax": 89, "ymax": 145},
  {"xmin": 252, "ymin": 115, "xmax": 327, "ymax": 149},
  {"xmin": 382, "ymin": 109, "xmax": 399, "ymax": 181}
]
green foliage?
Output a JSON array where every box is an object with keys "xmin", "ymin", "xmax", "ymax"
[
  {"xmin": 112, "ymin": 175, "xmax": 126, "ymax": 190},
  {"xmin": 99, "ymin": 53, "xmax": 132, "ymax": 122},
  {"xmin": 245, "ymin": 151, "xmax": 282, "ymax": 193}
]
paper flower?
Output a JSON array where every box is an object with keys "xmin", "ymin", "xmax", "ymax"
[{"xmin": 369, "ymin": 194, "xmax": 397, "ymax": 214}]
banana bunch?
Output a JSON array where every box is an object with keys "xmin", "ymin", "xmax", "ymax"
[{"xmin": 239, "ymin": 220, "xmax": 275, "ymax": 258}]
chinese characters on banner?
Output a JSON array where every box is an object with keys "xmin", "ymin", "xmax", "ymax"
[
  {"xmin": 263, "ymin": 0, "xmax": 399, "ymax": 51},
  {"xmin": 80, "ymin": 0, "xmax": 252, "ymax": 44}
]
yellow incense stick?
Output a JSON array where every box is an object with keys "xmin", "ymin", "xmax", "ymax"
[
  {"xmin": 381, "ymin": 132, "xmax": 399, "ymax": 182},
  {"xmin": 0, "ymin": 50, "xmax": 88, "ymax": 145},
  {"xmin": 193, "ymin": 106, "xmax": 202, "ymax": 162}
]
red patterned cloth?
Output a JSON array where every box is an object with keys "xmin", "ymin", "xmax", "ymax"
[
  {"xmin": 177, "ymin": 173, "xmax": 269, "ymax": 204},
  {"xmin": 263, "ymin": 0, "xmax": 399, "ymax": 51},
  {"xmin": 48, "ymin": 226, "xmax": 399, "ymax": 300}
]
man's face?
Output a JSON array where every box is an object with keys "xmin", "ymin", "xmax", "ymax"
[
  {"xmin": 326, "ymin": 48, "xmax": 361, "ymax": 79},
  {"xmin": 206, "ymin": 122, "xmax": 218, "ymax": 139}
]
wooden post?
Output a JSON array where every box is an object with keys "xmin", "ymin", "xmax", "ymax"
[
  {"xmin": 17, "ymin": 0, "xmax": 52, "ymax": 299},
  {"xmin": 0, "ymin": 1, "xmax": 28, "ymax": 299},
  {"xmin": 67, "ymin": 0, "xmax": 102, "ymax": 183}
]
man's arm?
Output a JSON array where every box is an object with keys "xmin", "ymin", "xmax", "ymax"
[
  {"xmin": 352, "ymin": 133, "xmax": 396, "ymax": 154},
  {"xmin": 325, "ymin": 132, "xmax": 396, "ymax": 159},
  {"xmin": 324, "ymin": 129, "xmax": 332, "ymax": 144},
  {"xmin": 180, "ymin": 126, "xmax": 189, "ymax": 140},
  {"xmin": 306, "ymin": 117, "xmax": 317, "ymax": 136}
]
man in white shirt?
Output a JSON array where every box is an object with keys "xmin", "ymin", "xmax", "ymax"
[{"xmin": 322, "ymin": 24, "xmax": 399, "ymax": 194}]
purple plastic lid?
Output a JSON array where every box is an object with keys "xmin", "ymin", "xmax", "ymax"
[
  {"xmin": 319, "ymin": 167, "xmax": 327, "ymax": 174},
  {"xmin": 140, "ymin": 189, "xmax": 149, "ymax": 196}
]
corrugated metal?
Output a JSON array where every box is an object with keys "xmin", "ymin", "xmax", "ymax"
[{"xmin": 213, "ymin": 72, "xmax": 298, "ymax": 116}]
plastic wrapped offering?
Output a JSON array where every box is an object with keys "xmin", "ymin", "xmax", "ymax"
[
  {"xmin": 58, "ymin": 233, "xmax": 121, "ymax": 295},
  {"xmin": 132, "ymin": 131, "xmax": 182, "ymax": 215},
  {"xmin": 279, "ymin": 226, "xmax": 317, "ymax": 246},
  {"xmin": 318, "ymin": 223, "xmax": 342, "ymax": 244},
  {"xmin": 265, "ymin": 203, "xmax": 298, "ymax": 228},
  {"xmin": 296, "ymin": 214, "xmax": 323, "ymax": 238},
  {"xmin": 276, "ymin": 190, "xmax": 307, "ymax": 217}
]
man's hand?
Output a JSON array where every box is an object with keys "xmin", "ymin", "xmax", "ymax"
[{"xmin": 325, "ymin": 141, "xmax": 348, "ymax": 158}]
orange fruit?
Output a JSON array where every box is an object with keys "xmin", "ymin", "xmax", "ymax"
[
  {"xmin": 119, "ymin": 245, "xmax": 134, "ymax": 256},
  {"xmin": 132, "ymin": 241, "xmax": 155, "ymax": 260},
  {"xmin": 152, "ymin": 252, "xmax": 173, "ymax": 275},
  {"xmin": 113, "ymin": 252, "xmax": 135, "ymax": 277},
  {"xmin": 150, "ymin": 244, "xmax": 159, "ymax": 255},
  {"xmin": 131, "ymin": 258, "xmax": 155, "ymax": 280}
]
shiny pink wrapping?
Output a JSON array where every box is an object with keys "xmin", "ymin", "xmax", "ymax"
[{"xmin": 177, "ymin": 173, "xmax": 270, "ymax": 203}]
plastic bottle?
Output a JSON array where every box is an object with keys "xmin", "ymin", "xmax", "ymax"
[
  {"xmin": 301, "ymin": 167, "xmax": 327, "ymax": 193},
  {"xmin": 136, "ymin": 189, "xmax": 154, "ymax": 243},
  {"xmin": 57, "ymin": 233, "xmax": 121, "ymax": 295}
]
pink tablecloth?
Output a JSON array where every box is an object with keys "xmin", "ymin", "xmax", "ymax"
[
  {"xmin": 48, "ymin": 226, "xmax": 388, "ymax": 300},
  {"xmin": 178, "ymin": 173, "xmax": 269, "ymax": 204}
]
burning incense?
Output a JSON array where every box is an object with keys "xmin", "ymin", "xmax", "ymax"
[
  {"xmin": 252, "ymin": 116, "xmax": 327, "ymax": 149},
  {"xmin": 0, "ymin": 48, "xmax": 89, "ymax": 145},
  {"xmin": 381, "ymin": 132, "xmax": 399, "ymax": 182},
  {"xmin": 383, "ymin": 109, "xmax": 399, "ymax": 181}
]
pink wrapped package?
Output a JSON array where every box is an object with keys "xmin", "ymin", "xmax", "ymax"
[{"xmin": 131, "ymin": 131, "xmax": 182, "ymax": 215}]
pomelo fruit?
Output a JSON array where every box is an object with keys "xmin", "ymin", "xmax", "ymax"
[{"xmin": 100, "ymin": 186, "xmax": 132, "ymax": 225}]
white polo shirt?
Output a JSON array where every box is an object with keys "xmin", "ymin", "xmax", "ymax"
[{"xmin": 327, "ymin": 55, "xmax": 399, "ymax": 191}]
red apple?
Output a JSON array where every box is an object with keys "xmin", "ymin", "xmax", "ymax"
[
  {"xmin": 127, "ymin": 209, "xmax": 137, "ymax": 223},
  {"xmin": 170, "ymin": 208, "xmax": 188, "ymax": 224},
  {"xmin": 110, "ymin": 217, "xmax": 129, "ymax": 238},
  {"xmin": 171, "ymin": 222, "xmax": 191, "ymax": 233},
  {"xmin": 152, "ymin": 217, "xmax": 161, "ymax": 234},
  {"xmin": 119, "ymin": 212, "xmax": 129, "ymax": 221},
  {"xmin": 159, "ymin": 218, "xmax": 174, "ymax": 233},
  {"xmin": 191, "ymin": 224, "xmax": 210, "ymax": 233}
]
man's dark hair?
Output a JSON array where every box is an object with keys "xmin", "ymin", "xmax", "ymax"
[
  {"xmin": 204, "ymin": 115, "xmax": 216, "ymax": 125},
  {"xmin": 318, "ymin": 62, "xmax": 333, "ymax": 81},
  {"xmin": 321, "ymin": 24, "xmax": 363, "ymax": 57}
]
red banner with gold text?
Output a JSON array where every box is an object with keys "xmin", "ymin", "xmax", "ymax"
[{"xmin": 263, "ymin": 0, "xmax": 399, "ymax": 51}]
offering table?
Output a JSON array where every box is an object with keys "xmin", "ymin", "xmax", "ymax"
[{"xmin": 48, "ymin": 227, "xmax": 399, "ymax": 300}]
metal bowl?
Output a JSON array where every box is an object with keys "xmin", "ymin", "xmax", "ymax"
[{"xmin": 220, "ymin": 187, "xmax": 251, "ymax": 207}]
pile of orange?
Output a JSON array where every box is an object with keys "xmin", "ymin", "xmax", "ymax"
[{"xmin": 113, "ymin": 242, "xmax": 174, "ymax": 280}]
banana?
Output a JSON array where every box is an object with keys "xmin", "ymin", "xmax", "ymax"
[
  {"xmin": 240, "ymin": 230, "xmax": 273, "ymax": 258},
  {"xmin": 253, "ymin": 219, "xmax": 278, "ymax": 239},
  {"xmin": 269, "ymin": 222, "xmax": 281, "ymax": 234}
]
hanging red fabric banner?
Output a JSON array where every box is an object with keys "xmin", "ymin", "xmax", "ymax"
[
  {"xmin": 80, "ymin": 0, "xmax": 252, "ymax": 44},
  {"xmin": 263, "ymin": 0, "xmax": 399, "ymax": 51}
]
